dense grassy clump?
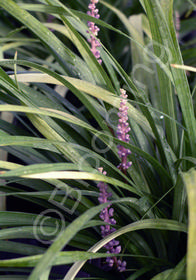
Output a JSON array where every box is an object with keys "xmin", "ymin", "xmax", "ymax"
[{"xmin": 0, "ymin": 0, "xmax": 195, "ymax": 279}]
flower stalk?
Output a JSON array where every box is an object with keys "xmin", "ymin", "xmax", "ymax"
[
  {"xmin": 87, "ymin": 0, "xmax": 102, "ymax": 64},
  {"xmin": 97, "ymin": 167, "xmax": 126, "ymax": 272},
  {"xmin": 117, "ymin": 89, "xmax": 132, "ymax": 173}
]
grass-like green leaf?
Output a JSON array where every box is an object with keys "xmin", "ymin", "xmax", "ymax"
[
  {"xmin": 65, "ymin": 218, "xmax": 187, "ymax": 280},
  {"xmin": 0, "ymin": 0, "xmax": 94, "ymax": 82},
  {"xmin": 141, "ymin": 0, "xmax": 196, "ymax": 156},
  {"xmin": 27, "ymin": 203, "xmax": 110, "ymax": 280},
  {"xmin": 183, "ymin": 169, "xmax": 196, "ymax": 280}
]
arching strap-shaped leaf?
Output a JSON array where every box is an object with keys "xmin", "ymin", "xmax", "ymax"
[
  {"xmin": 0, "ymin": 0, "xmax": 95, "ymax": 83},
  {"xmin": 183, "ymin": 169, "xmax": 196, "ymax": 280},
  {"xmin": 64, "ymin": 218, "xmax": 187, "ymax": 280},
  {"xmin": 140, "ymin": 0, "xmax": 196, "ymax": 156}
]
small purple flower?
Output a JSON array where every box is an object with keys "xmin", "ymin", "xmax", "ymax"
[
  {"xmin": 47, "ymin": 14, "xmax": 55, "ymax": 32},
  {"xmin": 117, "ymin": 259, "xmax": 127, "ymax": 272},
  {"xmin": 117, "ymin": 89, "xmax": 132, "ymax": 172},
  {"xmin": 175, "ymin": 11, "xmax": 180, "ymax": 40},
  {"xmin": 87, "ymin": 0, "xmax": 102, "ymax": 64},
  {"xmin": 97, "ymin": 168, "xmax": 126, "ymax": 272}
]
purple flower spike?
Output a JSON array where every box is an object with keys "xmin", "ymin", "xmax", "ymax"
[
  {"xmin": 117, "ymin": 89, "xmax": 132, "ymax": 172},
  {"xmin": 97, "ymin": 168, "xmax": 126, "ymax": 272},
  {"xmin": 87, "ymin": 0, "xmax": 102, "ymax": 64}
]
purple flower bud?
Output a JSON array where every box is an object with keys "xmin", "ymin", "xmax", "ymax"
[
  {"xmin": 126, "ymin": 161, "xmax": 132, "ymax": 167},
  {"xmin": 106, "ymin": 257, "xmax": 114, "ymax": 267},
  {"xmin": 115, "ymin": 245, "xmax": 121, "ymax": 254},
  {"xmin": 112, "ymin": 240, "xmax": 120, "ymax": 246},
  {"xmin": 117, "ymin": 260, "xmax": 127, "ymax": 272},
  {"xmin": 108, "ymin": 208, "xmax": 114, "ymax": 216},
  {"xmin": 110, "ymin": 218, "xmax": 116, "ymax": 225},
  {"xmin": 88, "ymin": 3, "xmax": 95, "ymax": 9},
  {"xmin": 110, "ymin": 227, "xmax": 116, "ymax": 233},
  {"xmin": 94, "ymin": 9, "xmax": 99, "ymax": 14},
  {"xmin": 94, "ymin": 50, "xmax": 100, "ymax": 58}
]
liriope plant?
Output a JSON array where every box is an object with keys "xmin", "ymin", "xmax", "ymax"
[{"xmin": 0, "ymin": 0, "xmax": 195, "ymax": 280}]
